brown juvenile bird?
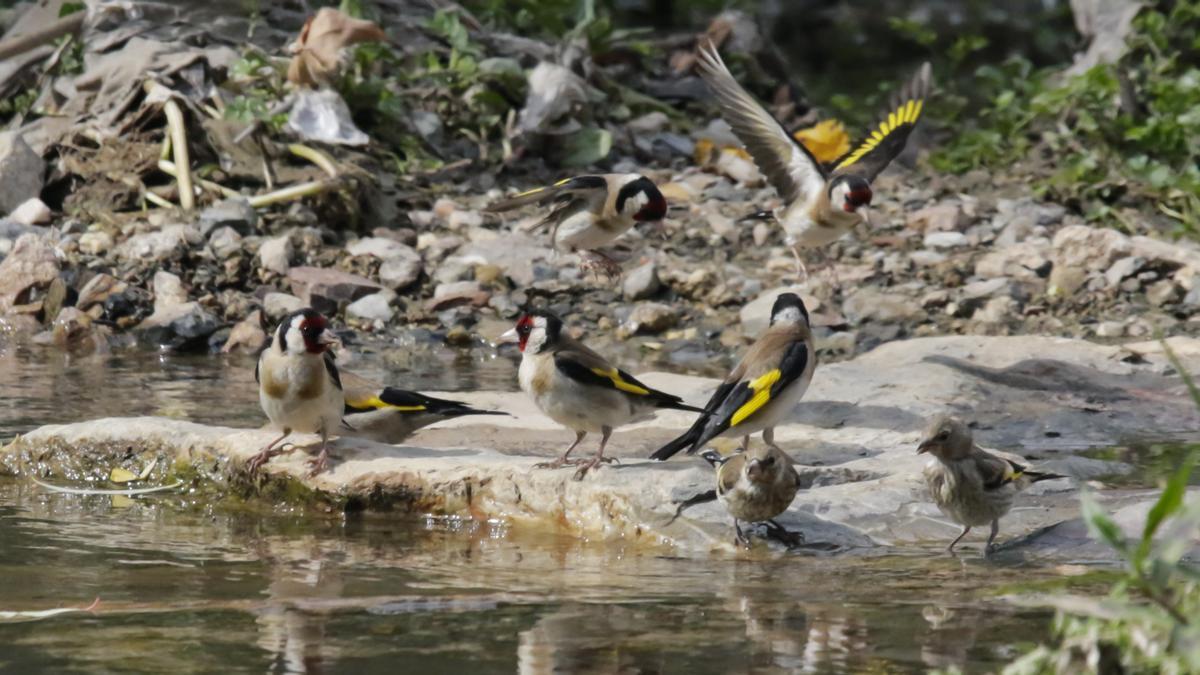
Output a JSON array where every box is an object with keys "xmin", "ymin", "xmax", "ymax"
[
  {"xmin": 250, "ymin": 308, "xmax": 344, "ymax": 476},
  {"xmin": 697, "ymin": 41, "xmax": 932, "ymax": 278},
  {"xmin": 650, "ymin": 293, "xmax": 815, "ymax": 461},
  {"xmin": 919, "ymin": 416, "xmax": 1068, "ymax": 555},
  {"xmin": 701, "ymin": 446, "xmax": 802, "ymax": 547},
  {"xmin": 485, "ymin": 174, "xmax": 667, "ymax": 277},
  {"xmin": 499, "ymin": 309, "xmax": 702, "ymax": 479},
  {"xmin": 339, "ymin": 370, "xmax": 507, "ymax": 444}
]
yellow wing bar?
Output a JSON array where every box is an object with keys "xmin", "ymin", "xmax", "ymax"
[
  {"xmin": 834, "ymin": 98, "xmax": 924, "ymax": 172},
  {"xmin": 346, "ymin": 394, "xmax": 425, "ymax": 412},
  {"xmin": 730, "ymin": 369, "xmax": 782, "ymax": 427},
  {"xmin": 591, "ymin": 367, "xmax": 651, "ymax": 396}
]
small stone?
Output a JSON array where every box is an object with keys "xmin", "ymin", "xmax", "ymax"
[
  {"xmin": 207, "ymin": 226, "xmax": 243, "ymax": 259},
  {"xmin": 923, "ymin": 231, "xmax": 968, "ymax": 249},
  {"xmin": 346, "ymin": 291, "xmax": 396, "ymax": 324},
  {"xmin": 222, "ymin": 310, "xmax": 267, "ymax": 353},
  {"xmin": 843, "ymin": 289, "xmax": 921, "ymax": 324},
  {"xmin": 136, "ymin": 302, "xmax": 220, "ymax": 352},
  {"xmin": 76, "ymin": 274, "xmax": 126, "ymax": 311},
  {"xmin": 426, "ymin": 280, "xmax": 490, "ymax": 311},
  {"xmin": 974, "ymin": 296, "xmax": 1018, "ymax": 324},
  {"xmin": 378, "ymin": 252, "xmax": 423, "ymax": 289},
  {"xmin": 921, "ymin": 290, "xmax": 950, "ymax": 308},
  {"xmin": 447, "ymin": 209, "xmax": 484, "ymax": 231},
  {"xmin": 198, "ymin": 198, "xmax": 256, "ymax": 236},
  {"xmin": 1104, "ymin": 256, "xmax": 1144, "ymax": 288},
  {"xmin": 1095, "ymin": 320, "xmax": 1125, "ymax": 338},
  {"xmin": 0, "ymin": 233, "xmax": 58, "ymax": 313},
  {"xmin": 907, "ymin": 203, "xmax": 967, "ymax": 233},
  {"xmin": 288, "ymin": 266, "xmax": 382, "ymax": 315},
  {"xmin": 346, "ymin": 236, "xmax": 412, "ymax": 260},
  {"xmin": 258, "ymin": 235, "xmax": 293, "ymax": 276},
  {"xmin": 1146, "ymin": 279, "xmax": 1179, "ymax": 307},
  {"xmin": 752, "ymin": 222, "xmax": 772, "ymax": 246},
  {"xmin": 628, "ymin": 111, "xmax": 670, "ymax": 133},
  {"xmin": 619, "ymin": 302, "xmax": 679, "ymax": 337},
  {"xmin": 709, "ymin": 213, "xmax": 737, "ymax": 242},
  {"xmin": 1050, "ymin": 225, "xmax": 1132, "ymax": 295},
  {"xmin": 909, "ymin": 250, "xmax": 947, "ymax": 267},
  {"xmin": 263, "ymin": 292, "xmax": 304, "ymax": 320},
  {"xmin": 0, "ymin": 132, "xmax": 44, "ymax": 215},
  {"xmin": 818, "ymin": 330, "xmax": 857, "ymax": 353},
  {"xmin": 474, "ymin": 264, "xmax": 504, "ymax": 285},
  {"xmin": 433, "ymin": 198, "xmax": 459, "ymax": 222},
  {"xmin": 152, "ymin": 271, "xmax": 188, "ymax": 313},
  {"xmin": 117, "ymin": 225, "xmax": 195, "ymax": 262},
  {"xmin": 961, "ymin": 277, "xmax": 1012, "ymax": 301},
  {"xmin": 78, "ymin": 230, "xmax": 114, "ymax": 256},
  {"xmin": 623, "ymin": 261, "xmax": 661, "ymax": 301},
  {"xmin": 8, "ymin": 197, "xmax": 50, "ymax": 225}
]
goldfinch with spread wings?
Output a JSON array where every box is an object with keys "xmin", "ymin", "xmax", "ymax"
[
  {"xmin": 250, "ymin": 308, "xmax": 345, "ymax": 477},
  {"xmin": 499, "ymin": 309, "xmax": 702, "ymax": 480},
  {"xmin": 485, "ymin": 174, "xmax": 667, "ymax": 277},
  {"xmin": 702, "ymin": 446, "xmax": 802, "ymax": 548},
  {"xmin": 340, "ymin": 370, "xmax": 508, "ymax": 444},
  {"xmin": 650, "ymin": 293, "xmax": 815, "ymax": 461},
  {"xmin": 919, "ymin": 416, "xmax": 1068, "ymax": 556},
  {"xmin": 697, "ymin": 41, "xmax": 931, "ymax": 277}
]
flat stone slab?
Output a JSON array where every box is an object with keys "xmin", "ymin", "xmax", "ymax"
[{"xmin": 4, "ymin": 335, "xmax": 1200, "ymax": 559}]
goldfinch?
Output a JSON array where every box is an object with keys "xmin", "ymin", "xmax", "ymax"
[
  {"xmin": 250, "ymin": 308, "xmax": 345, "ymax": 476},
  {"xmin": 499, "ymin": 309, "xmax": 702, "ymax": 479},
  {"xmin": 702, "ymin": 446, "xmax": 802, "ymax": 547},
  {"xmin": 697, "ymin": 41, "xmax": 931, "ymax": 278},
  {"xmin": 918, "ymin": 416, "xmax": 1068, "ymax": 555},
  {"xmin": 339, "ymin": 370, "xmax": 507, "ymax": 443},
  {"xmin": 650, "ymin": 293, "xmax": 815, "ymax": 461},
  {"xmin": 485, "ymin": 174, "xmax": 668, "ymax": 277}
]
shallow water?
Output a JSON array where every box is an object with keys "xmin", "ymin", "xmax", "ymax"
[{"xmin": 0, "ymin": 341, "xmax": 1124, "ymax": 673}]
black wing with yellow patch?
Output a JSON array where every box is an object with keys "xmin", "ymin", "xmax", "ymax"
[
  {"xmin": 323, "ymin": 352, "xmax": 342, "ymax": 391},
  {"xmin": 694, "ymin": 340, "xmax": 809, "ymax": 447},
  {"xmin": 485, "ymin": 175, "xmax": 608, "ymax": 212},
  {"xmin": 981, "ymin": 456, "xmax": 1026, "ymax": 491},
  {"xmin": 555, "ymin": 355, "xmax": 702, "ymax": 412},
  {"xmin": 831, "ymin": 62, "xmax": 931, "ymax": 180}
]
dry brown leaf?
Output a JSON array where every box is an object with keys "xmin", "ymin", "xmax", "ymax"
[{"xmin": 287, "ymin": 8, "xmax": 386, "ymax": 87}]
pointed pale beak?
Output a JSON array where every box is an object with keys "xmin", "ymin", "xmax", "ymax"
[
  {"xmin": 917, "ymin": 440, "xmax": 931, "ymax": 454},
  {"xmin": 745, "ymin": 458, "xmax": 765, "ymax": 482},
  {"xmin": 859, "ymin": 205, "xmax": 874, "ymax": 224},
  {"xmin": 317, "ymin": 329, "xmax": 342, "ymax": 349},
  {"xmin": 497, "ymin": 327, "xmax": 519, "ymax": 344}
]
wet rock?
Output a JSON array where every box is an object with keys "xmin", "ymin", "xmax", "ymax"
[
  {"xmin": 8, "ymin": 197, "xmax": 50, "ymax": 225},
  {"xmin": 136, "ymin": 301, "xmax": 220, "ymax": 352},
  {"xmin": 78, "ymin": 230, "xmax": 114, "ymax": 256},
  {"xmin": 222, "ymin": 309, "xmax": 267, "ymax": 353},
  {"xmin": 263, "ymin": 292, "xmax": 305, "ymax": 321},
  {"xmin": 907, "ymin": 203, "xmax": 967, "ymax": 233},
  {"xmin": 32, "ymin": 307, "xmax": 108, "ymax": 353},
  {"xmin": 0, "ymin": 132, "xmax": 44, "ymax": 215},
  {"xmin": 76, "ymin": 273, "xmax": 126, "ymax": 312},
  {"xmin": 207, "ymin": 226, "xmax": 243, "ymax": 260},
  {"xmin": 371, "ymin": 243, "xmax": 422, "ymax": 289},
  {"xmin": 41, "ymin": 277, "xmax": 68, "ymax": 322},
  {"xmin": 0, "ymin": 233, "xmax": 58, "ymax": 313},
  {"xmin": 346, "ymin": 291, "xmax": 396, "ymax": 324},
  {"xmin": 257, "ymin": 235, "xmax": 293, "ymax": 276},
  {"xmin": 117, "ymin": 225, "xmax": 196, "ymax": 262},
  {"xmin": 623, "ymin": 260, "xmax": 661, "ymax": 301},
  {"xmin": 198, "ymin": 198, "xmax": 256, "ymax": 237},
  {"xmin": 288, "ymin": 266, "xmax": 382, "ymax": 315},
  {"xmin": 843, "ymin": 288, "xmax": 921, "ymax": 324},
  {"xmin": 1050, "ymin": 224, "xmax": 1131, "ymax": 295},
  {"xmin": 619, "ymin": 302, "xmax": 679, "ymax": 338}
]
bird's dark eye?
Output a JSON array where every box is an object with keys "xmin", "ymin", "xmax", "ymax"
[
  {"xmin": 937, "ymin": 431, "xmax": 949, "ymax": 440},
  {"xmin": 762, "ymin": 456, "xmax": 775, "ymax": 466},
  {"xmin": 517, "ymin": 324, "xmax": 531, "ymax": 336}
]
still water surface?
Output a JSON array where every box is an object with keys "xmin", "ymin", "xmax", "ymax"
[{"xmin": 1, "ymin": 342, "xmax": 1085, "ymax": 673}]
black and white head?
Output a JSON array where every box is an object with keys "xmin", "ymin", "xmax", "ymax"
[
  {"xmin": 829, "ymin": 174, "xmax": 873, "ymax": 214},
  {"xmin": 768, "ymin": 293, "xmax": 810, "ymax": 328},
  {"xmin": 617, "ymin": 175, "xmax": 668, "ymax": 222},
  {"xmin": 275, "ymin": 308, "xmax": 340, "ymax": 356},
  {"xmin": 501, "ymin": 310, "xmax": 563, "ymax": 355},
  {"xmin": 917, "ymin": 415, "xmax": 974, "ymax": 460}
]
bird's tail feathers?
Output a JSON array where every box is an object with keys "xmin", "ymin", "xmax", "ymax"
[
  {"xmin": 1026, "ymin": 470, "xmax": 1069, "ymax": 484},
  {"xmin": 649, "ymin": 424, "xmax": 705, "ymax": 461}
]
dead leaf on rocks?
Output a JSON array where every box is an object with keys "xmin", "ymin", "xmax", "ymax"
[{"xmin": 287, "ymin": 8, "xmax": 386, "ymax": 87}]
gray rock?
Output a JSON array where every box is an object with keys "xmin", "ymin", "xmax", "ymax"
[
  {"xmin": 117, "ymin": 225, "xmax": 196, "ymax": 262},
  {"xmin": 263, "ymin": 292, "xmax": 305, "ymax": 320},
  {"xmin": 1104, "ymin": 255, "xmax": 1144, "ymax": 288},
  {"xmin": 961, "ymin": 277, "xmax": 1013, "ymax": 302},
  {"xmin": 378, "ymin": 254, "xmax": 422, "ymax": 290},
  {"xmin": 288, "ymin": 266, "xmax": 382, "ymax": 315},
  {"xmin": 0, "ymin": 132, "xmax": 43, "ymax": 215},
  {"xmin": 346, "ymin": 291, "xmax": 396, "ymax": 323},
  {"xmin": 907, "ymin": 202, "xmax": 967, "ymax": 233},
  {"xmin": 843, "ymin": 288, "xmax": 921, "ymax": 324},
  {"xmin": 923, "ymin": 231, "xmax": 968, "ymax": 249},
  {"xmin": 135, "ymin": 302, "xmax": 220, "ymax": 352},
  {"xmin": 411, "ymin": 110, "xmax": 443, "ymax": 140},
  {"xmin": 1146, "ymin": 279, "xmax": 1179, "ymax": 307},
  {"xmin": 974, "ymin": 239, "xmax": 1052, "ymax": 280},
  {"xmin": 8, "ymin": 197, "xmax": 50, "ymax": 225},
  {"xmin": 441, "ymin": 233, "xmax": 552, "ymax": 287},
  {"xmin": 198, "ymin": 198, "xmax": 256, "ymax": 237},
  {"xmin": 623, "ymin": 260, "xmax": 661, "ymax": 301},
  {"xmin": 257, "ymin": 235, "xmax": 293, "ymax": 276},
  {"xmin": 1050, "ymin": 224, "xmax": 1131, "ymax": 295},
  {"xmin": 627, "ymin": 111, "xmax": 669, "ymax": 134},
  {"xmin": 909, "ymin": 250, "xmax": 947, "ymax": 267},
  {"xmin": 346, "ymin": 236, "xmax": 413, "ymax": 260},
  {"xmin": 619, "ymin": 302, "xmax": 679, "ymax": 337},
  {"xmin": 207, "ymin": 226, "xmax": 243, "ymax": 260},
  {"xmin": 974, "ymin": 295, "xmax": 1019, "ymax": 324},
  {"xmin": 152, "ymin": 270, "xmax": 187, "ymax": 313}
]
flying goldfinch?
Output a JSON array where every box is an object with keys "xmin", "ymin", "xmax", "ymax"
[
  {"xmin": 499, "ymin": 309, "xmax": 702, "ymax": 479},
  {"xmin": 339, "ymin": 370, "xmax": 508, "ymax": 444},
  {"xmin": 650, "ymin": 293, "xmax": 815, "ymax": 461},
  {"xmin": 918, "ymin": 416, "xmax": 1068, "ymax": 555},
  {"xmin": 250, "ymin": 308, "xmax": 345, "ymax": 476},
  {"xmin": 485, "ymin": 174, "xmax": 668, "ymax": 277},
  {"xmin": 696, "ymin": 41, "xmax": 931, "ymax": 278},
  {"xmin": 703, "ymin": 446, "xmax": 802, "ymax": 547}
]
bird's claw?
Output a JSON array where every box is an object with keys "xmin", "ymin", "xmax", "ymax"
[
  {"xmin": 305, "ymin": 450, "xmax": 330, "ymax": 477},
  {"xmin": 571, "ymin": 456, "xmax": 615, "ymax": 481},
  {"xmin": 765, "ymin": 521, "xmax": 805, "ymax": 549}
]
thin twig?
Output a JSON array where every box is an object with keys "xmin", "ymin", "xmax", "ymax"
[
  {"xmin": 158, "ymin": 160, "xmax": 241, "ymax": 199},
  {"xmin": 142, "ymin": 190, "xmax": 175, "ymax": 209},
  {"xmin": 287, "ymin": 143, "xmax": 339, "ymax": 178},
  {"xmin": 163, "ymin": 99, "xmax": 194, "ymax": 211},
  {"xmin": 247, "ymin": 180, "xmax": 338, "ymax": 208}
]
